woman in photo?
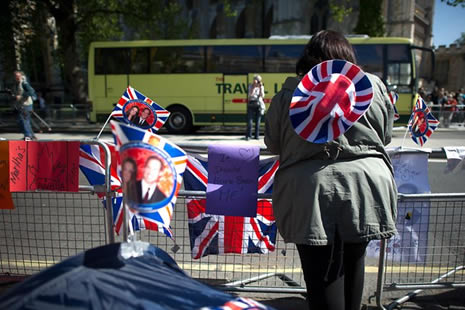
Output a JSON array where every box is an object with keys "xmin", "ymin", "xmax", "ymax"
[
  {"xmin": 126, "ymin": 105, "xmax": 140, "ymax": 125},
  {"xmin": 121, "ymin": 157, "xmax": 138, "ymax": 205}
]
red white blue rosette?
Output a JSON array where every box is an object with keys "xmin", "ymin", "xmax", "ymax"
[{"xmin": 289, "ymin": 59, "xmax": 374, "ymax": 143}]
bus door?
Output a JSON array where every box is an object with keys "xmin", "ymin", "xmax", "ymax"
[
  {"xmin": 222, "ymin": 74, "xmax": 249, "ymax": 125},
  {"xmin": 94, "ymin": 48, "xmax": 129, "ymax": 121},
  {"xmin": 105, "ymin": 75, "xmax": 129, "ymax": 105}
]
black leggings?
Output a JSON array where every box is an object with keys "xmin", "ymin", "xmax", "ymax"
[{"xmin": 296, "ymin": 238, "xmax": 368, "ymax": 310}]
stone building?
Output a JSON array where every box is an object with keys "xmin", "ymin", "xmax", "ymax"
[
  {"xmin": 435, "ymin": 44, "xmax": 465, "ymax": 92},
  {"xmin": 189, "ymin": 0, "xmax": 434, "ymax": 44},
  {"xmin": 188, "ymin": 0, "xmax": 437, "ymax": 86}
]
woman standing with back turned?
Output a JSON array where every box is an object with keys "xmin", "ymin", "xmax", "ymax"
[{"xmin": 265, "ymin": 30, "xmax": 397, "ymax": 310}]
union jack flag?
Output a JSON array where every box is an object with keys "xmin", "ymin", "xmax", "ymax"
[
  {"xmin": 201, "ymin": 297, "xmax": 271, "ymax": 310},
  {"xmin": 408, "ymin": 94, "xmax": 439, "ymax": 147},
  {"xmin": 79, "ymin": 143, "xmax": 121, "ymax": 198},
  {"xmin": 184, "ymin": 154, "xmax": 279, "ymax": 259},
  {"xmin": 388, "ymin": 91, "xmax": 400, "ymax": 121},
  {"xmin": 290, "ymin": 59, "xmax": 373, "ymax": 143},
  {"xmin": 79, "ymin": 142, "xmax": 159, "ymax": 235},
  {"xmin": 111, "ymin": 86, "xmax": 170, "ymax": 132},
  {"xmin": 111, "ymin": 121, "xmax": 187, "ymax": 238}
]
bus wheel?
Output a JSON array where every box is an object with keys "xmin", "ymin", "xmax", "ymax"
[{"xmin": 166, "ymin": 106, "xmax": 193, "ymax": 134}]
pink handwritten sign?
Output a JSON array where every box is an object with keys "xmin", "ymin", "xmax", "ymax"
[
  {"xmin": 9, "ymin": 141, "xmax": 80, "ymax": 192},
  {"xmin": 0, "ymin": 141, "xmax": 15, "ymax": 209}
]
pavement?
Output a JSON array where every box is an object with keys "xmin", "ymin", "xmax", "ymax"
[{"xmin": 1, "ymin": 118, "xmax": 464, "ymax": 310}]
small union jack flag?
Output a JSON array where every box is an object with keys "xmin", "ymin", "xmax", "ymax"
[
  {"xmin": 111, "ymin": 120, "xmax": 187, "ymax": 238},
  {"xmin": 201, "ymin": 297, "xmax": 271, "ymax": 310},
  {"xmin": 408, "ymin": 94, "xmax": 439, "ymax": 147},
  {"xmin": 111, "ymin": 86, "xmax": 170, "ymax": 132},
  {"xmin": 79, "ymin": 142, "xmax": 160, "ymax": 235},
  {"xmin": 184, "ymin": 154, "xmax": 278, "ymax": 259},
  {"xmin": 388, "ymin": 91, "xmax": 400, "ymax": 121},
  {"xmin": 79, "ymin": 143, "xmax": 122, "ymax": 198},
  {"xmin": 290, "ymin": 59, "xmax": 373, "ymax": 143}
]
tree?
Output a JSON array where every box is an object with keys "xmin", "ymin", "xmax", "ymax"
[
  {"xmin": 454, "ymin": 32, "xmax": 465, "ymax": 45},
  {"xmin": 0, "ymin": 0, "xmax": 18, "ymax": 84},
  {"xmin": 353, "ymin": 0, "xmax": 384, "ymax": 37},
  {"xmin": 4, "ymin": 0, "xmax": 191, "ymax": 107},
  {"xmin": 329, "ymin": 0, "xmax": 352, "ymax": 24},
  {"xmin": 441, "ymin": 0, "xmax": 465, "ymax": 7},
  {"xmin": 122, "ymin": 1, "xmax": 189, "ymax": 40}
]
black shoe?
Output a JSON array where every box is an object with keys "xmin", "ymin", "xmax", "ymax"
[{"xmin": 245, "ymin": 137, "xmax": 250, "ymax": 141}]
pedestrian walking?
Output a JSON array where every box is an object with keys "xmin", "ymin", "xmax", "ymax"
[
  {"xmin": 12, "ymin": 71, "xmax": 37, "ymax": 140},
  {"xmin": 265, "ymin": 30, "xmax": 397, "ymax": 310}
]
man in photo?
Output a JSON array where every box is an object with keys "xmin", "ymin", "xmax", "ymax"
[
  {"xmin": 136, "ymin": 156, "xmax": 167, "ymax": 204},
  {"xmin": 137, "ymin": 107, "xmax": 152, "ymax": 128}
]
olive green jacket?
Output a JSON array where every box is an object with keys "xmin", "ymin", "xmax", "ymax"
[{"xmin": 265, "ymin": 74, "xmax": 398, "ymax": 245}]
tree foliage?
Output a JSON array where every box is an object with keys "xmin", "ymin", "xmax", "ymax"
[
  {"xmin": 454, "ymin": 32, "xmax": 465, "ymax": 45},
  {"xmin": 122, "ymin": 1, "xmax": 189, "ymax": 40},
  {"xmin": 353, "ymin": 0, "xmax": 384, "ymax": 37},
  {"xmin": 441, "ymin": 0, "xmax": 465, "ymax": 7},
  {"xmin": 3, "ymin": 0, "xmax": 193, "ymax": 105},
  {"xmin": 329, "ymin": 0, "xmax": 353, "ymax": 23}
]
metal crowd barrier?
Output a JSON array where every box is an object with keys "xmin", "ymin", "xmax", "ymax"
[
  {"xmin": 0, "ymin": 139, "xmax": 114, "ymax": 278},
  {"xmin": 375, "ymin": 192, "xmax": 465, "ymax": 310},
  {"xmin": 1, "ymin": 142, "xmax": 465, "ymax": 310}
]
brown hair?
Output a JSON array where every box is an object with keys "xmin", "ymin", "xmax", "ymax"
[{"xmin": 296, "ymin": 30, "xmax": 356, "ymax": 76}]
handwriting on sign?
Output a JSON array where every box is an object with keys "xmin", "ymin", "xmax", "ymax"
[
  {"xmin": 206, "ymin": 144, "xmax": 259, "ymax": 217},
  {"xmin": 9, "ymin": 144, "xmax": 26, "ymax": 186},
  {"xmin": 9, "ymin": 141, "xmax": 80, "ymax": 192},
  {"xmin": 0, "ymin": 141, "xmax": 14, "ymax": 209},
  {"xmin": 29, "ymin": 143, "xmax": 67, "ymax": 190}
]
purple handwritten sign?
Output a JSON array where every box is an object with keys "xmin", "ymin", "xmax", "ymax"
[{"xmin": 206, "ymin": 144, "xmax": 259, "ymax": 217}]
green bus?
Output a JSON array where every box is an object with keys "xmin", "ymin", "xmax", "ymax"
[{"xmin": 88, "ymin": 36, "xmax": 433, "ymax": 133}]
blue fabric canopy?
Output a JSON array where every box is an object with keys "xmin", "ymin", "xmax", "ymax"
[{"xmin": 0, "ymin": 242, "xmax": 274, "ymax": 310}]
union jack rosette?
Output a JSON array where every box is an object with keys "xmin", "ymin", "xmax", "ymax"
[{"xmin": 290, "ymin": 59, "xmax": 374, "ymax": 143}]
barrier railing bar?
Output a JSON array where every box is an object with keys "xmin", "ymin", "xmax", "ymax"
[
  {"xmin": 384, "ymin": 266, "xmax": 465, "ymax": 310},
  {"xmin": 398, "ymin": 193, "xmax": 465, "ymax": 200},
  {"xmin": 388, "ymin": 282, "xmax": 465, "ymax": 290},
  {"xmin": 217, "ymin": 287, "xmax": 307, "ymax": 294},
  {"xmin": 222, "ymin": 272, "xmax": 304, "ymax": 289},
  {"xmin": 179, "ymin": 190, "xmax": 272, "ymax": 200},
  {"xmin": 81, "ymin": 139, "xmax": 114, "ymax": 244},
  {"xmin": 375, "ymin": 239, "xmax": 388, "ymax": 310}
]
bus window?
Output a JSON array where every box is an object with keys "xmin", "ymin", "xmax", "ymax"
[
  {"xmin": 206, "ymin": 45, "xmax": 263, "ymax": 73},
  {"xmin": 176, "ymin": 46, "xmax": 204, "ymax": 73},
  {"xmin": 386, "ymin": 44, "xmax": 411, "ymax": 88},
  {"xmin": 352, "ymin": 45, "xmax": 384, "ymax": 79},
  {"xmin": 95, "ymin": 48, "xmax": 105, "ymax": 75},
  {"xmin": 130, "ymin": 47, "xmax": 149, "ymax": 74},
  {"xmin": 264, "ymin": 45, "xmax": 303, "ymax": 73},
  {"xmin": 149, "ymin": 46, "xmax": 204, "ymax": 73},
  {"xmin": 95, "ymin": 48, "xmax": 129, "ymax": 75},
  {"xmin": 387, "ymin": 44, "xmax": 410, "ymax": 62},
  {"xmin": 387, "ymin": 63, "xmax": 411, "ymax": 87}
]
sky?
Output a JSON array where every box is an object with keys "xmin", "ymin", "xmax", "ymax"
[{"xmin": 432, "ymin": 0, "xmax": 465, "ymax": 46}]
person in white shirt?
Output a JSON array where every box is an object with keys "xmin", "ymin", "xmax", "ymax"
[{"xmin": 246, "ymin": 74, "xmax": 265, "ymax": 140}]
